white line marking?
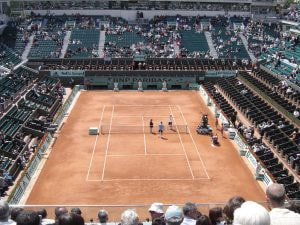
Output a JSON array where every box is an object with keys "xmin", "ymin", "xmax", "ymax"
[
  {"xmin": 177, "ymin": 105, "xmax": 211, "ymax": 180},
  {"xmin": 106, "ymin": 153, "xmax": 185, "ymax": 157},
  {"xmin": 113, "ymin": 115, "xmax": 177, "ymax": 118},
  {"xmin": 88, "ymin": 178, "xmax": 209, "ymax": 182},
  {"xmin": 101, "ymin": 106, "xmax": 114, "ymax": 181},
  {"xmin": 111, "ymin": 105, "xmax": 175, "ymax": 107},
  {"xmin": 142, "ymin": 115, "xmax": 147, "ymax": 155},
  {"xmin": 86, "ymin": 105, "xmax": 106, "ymax": 181},
  {"xmin": 169, "ymin": 105, "xmax": 194, "ymax": 180}
]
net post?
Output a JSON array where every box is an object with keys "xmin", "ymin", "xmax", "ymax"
[{"xmin": 185, "ymin": 125, "xmax": 188, "ymax": 134}]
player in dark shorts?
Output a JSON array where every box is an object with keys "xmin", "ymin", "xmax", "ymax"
[
  {"xmin": 168, "ymin": 115, "xmax": 173, "ymax": 130},
  {"xmin": 149, "ymin": 119, "xmax": 154, "ymax": 134}
]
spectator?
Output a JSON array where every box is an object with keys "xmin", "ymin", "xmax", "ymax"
[
  {"xmin": 37, "ymin": 208, "xmax": 54, "ymax": 225},
  {"xmin": 223, "ymin": 196, "xmax": 245, "ymax": 224},
  {"xmin": 152, "ymin": 216, "xmax": 166, "ymax": 225},
  {"xmin": 98, "ymin": 210, "xmax": 109, "ymax": 224},
  {"xmin": 58, "ymin": 212, "xmax": 84, "ymax": 225},
  {"xmin": 164, "ymin": 205, "xmax": 184, "ymax": 225},
  {"xmin": 233, "ymin": 201, "xmax": 270, "ymax": 225},
  {"xmin": 71, "ymin": 208, "xmax": 82, "ymax": 216},
  {"xmin": 11, "ymin": 208, "xmax": 24, "ymax": 222},
  {"xmin": 149, "ymin": 203, "xmax": 164, "ymax": 221},
  {"xmin": 266, "ymin": 183, "xmax": 300, "ymax": 225},
  {"xmin": 120, "ymin": 209, "xmax": 139, "ymax": 225},
  {"xmin": 182, "ymin": 202, "xmax": 200, "ymax": 225},
  {"xmin": 52, "ymin": 207, "xmax": 68, "ymax": 224},
  {"xmin": 16, "ymin": 210, "xmax": 40, "ymax": 225},
  {"xmin": 196, "ymin": 215, "xmax": 212, "ymax": 225},
  {"xmin": 0, "ymin": 200, "xmax": 16, "ymax": 225},
  {"xmin": 208, "ymin": 207, "xmax": 225, "ymax": 225}
]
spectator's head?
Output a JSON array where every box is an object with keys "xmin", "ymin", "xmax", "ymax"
[
  {"xmin": 55, "ymin": 207, "xmax": 68, "ymax": 220},
  {"xmin": 266, "ymin": 183, "xmax": 286, "ymax": 208},
  {"xmin": 16, "ymin": 210, "xmax": 40, "ymax": 225},
  {"xmin": 58, "ymin": 212, "xmax": 84, "ymax": 225},
  {"xmin": 164, "ymin": 205, "xmax": 184, "ymax": 225},
  {"xmin": 223, "ymin": 196, "xmax": 245, "ymax": 222},
  {"xmin": 209, "ymin": 207, "xmax": 224, "ymax": 225},
  {"xmin": 182, "ymin": 202, "xmax": 199, "ymax": 220},
  {"xmin": 149, "ymin": 203, "xmax": 164, "ymax": 220},
  {"xmin": 196, "ymin": 215, "xmax": 212, "ymax": 225},
  {"xmin": 121, "ymin": 209, "xmax": 139, "ymax": 225},
  {"xmin": 71, "ymin": 207, "xmax": 82, "ymax": 216},
  {"xmin": 98, "ymin": 210, "xmax": 109, "ymax": 223},
  {"xmin": 11, "ymin": 207, "xmax": 24, "ymax": 221},
  {"xmin": 233, "ymin": 201, "xmax": 270, "ymax": 225},
  {"xmin": 37, "ymin": 208, "xmax": 47, "ymax": 219},
  {"xmin": 152, "ymin": 216, "xmax": 166, "ymax": 225},
  {"xmin": 0, "ymin": 200, "xmax": 10, "ymax": 222}
]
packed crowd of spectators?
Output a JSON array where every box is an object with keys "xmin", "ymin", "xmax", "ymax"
[
  {"xmin": 1, "ymin": 183, "xmax": 300, "ymax": 225},
  {"xmin": 283, "ymin": 4, "xmax": 300, "ymax": 22},
  {"xmin": 243, "ymin": 21, "xmax": 281, "ymax": 58},
  {"xmin": 21, "ymin": 1, "xmax": 251, "ymax": 12},
  {"xmin": 104, "ymin": 16, "xmax": 181, "ymax": 58}
]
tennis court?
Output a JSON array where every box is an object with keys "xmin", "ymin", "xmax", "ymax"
[
  {"xmin": 86, "ymin": 104, "xmax": 209, "ymax": 181},
  {"xmin": 25, "ymin": 91, "xmax": 265, "ymax": 219}
]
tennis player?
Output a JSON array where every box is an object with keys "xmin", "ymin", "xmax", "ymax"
[
  {"xmin": 168, "ymin": 115, "xmax": 173, "ymax": 130},
  {"xmin": 149, "ymin": 119, "xmax": 154, "ymax": 134},
  {"xmin": 158, "ymin": 121, "xmax": 164, "ymax": 138}
]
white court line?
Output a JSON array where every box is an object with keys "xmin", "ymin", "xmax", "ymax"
[
  {"xmin": 113, "ymin": 115, "xmax": 177, "ymax": 118},
  {"xmin": 101, "ymin": 106, "xmax": 114, "ymax": 181},
  {"xmin": 86, "ymin": 105, "xmax": 106, "ymax": 181},
  {"xmin": 88, "ymin": 178, "xmax": 209, "ymax": 182},
  {"xmin": 176, "ymin": 105, "xmax": 211, "ymax": 180},
  {"xmin": 109, "ymin": 105, "xmax": 177, "ymax": 107},
  {"xmin": 142, "ymin": 115, "xmax": 147, "ymax": 155},
  {"xmin": 106, "ymin": 153, "xmax": 185, "ymax": 157},
  {"xmin": 169, "ymin": 105, "xmax": 195, "ymax": 180}
]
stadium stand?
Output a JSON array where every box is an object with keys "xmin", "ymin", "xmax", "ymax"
[
  {"xmin": 203, "ymin": 80, "xmax": 300, "ymax": 199},
  {"xmin": 0, "ymin": 44, "xmax": 21, "ymax": 69},
  {"xmin": 216, "ymin": 76, "xmax": 300, "ymax": 196},
  {"xmin": 66, "ymin": 28, "xmax": 100, "ymax": 58}
]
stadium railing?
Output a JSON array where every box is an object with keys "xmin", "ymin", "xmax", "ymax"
[{"xmin": 8, "ymin": 85, "xmax": 84, "ymax": 204}]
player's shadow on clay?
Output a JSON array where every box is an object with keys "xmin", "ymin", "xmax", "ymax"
[{"xmin": 161, "ymin": 137, "xmax": 168, "ymax": 140}]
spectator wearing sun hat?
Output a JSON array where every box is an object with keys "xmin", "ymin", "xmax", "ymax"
[
  {"xmin": 164, "ymin": 205, "xmax": 184, "ymax": 225},
  {"xmin": 149, "ymin": 203, "xmax": 164, "ymax": 221}
]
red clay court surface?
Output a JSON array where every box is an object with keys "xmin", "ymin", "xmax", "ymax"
[{"xmin": 26, "ymin": 91, "xmax": 265, "ymax": 219}]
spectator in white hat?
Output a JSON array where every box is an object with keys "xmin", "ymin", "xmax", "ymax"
[
  {"xmin": 164, "ymin": 205, "xmax": 184, "ymax": 225},
  {"xmin": 233, "ymin": 201, "xmax": 270, "ymax": 225},
  {"xmin": 149, "ymin": 203, "xmax": 164, "ymax": 221}
]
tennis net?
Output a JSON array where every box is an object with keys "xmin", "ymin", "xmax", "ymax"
[{"xmin": 99, "ymin": 125, "xmax": 189, "ymax": 134}]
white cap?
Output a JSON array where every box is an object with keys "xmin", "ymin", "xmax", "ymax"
[
  {"xmin": 148, "ymin": 203, "xmax": 164, "ymax": 214},
  {"xmin": 165, "ymin": 205, "xmax": 183, "ymax": 222}
]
